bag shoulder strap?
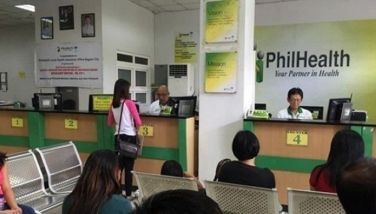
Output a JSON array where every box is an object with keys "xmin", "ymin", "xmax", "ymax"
[{"xmin": 117, "ymin": 100, "xmax": 125, "ymax": 138}]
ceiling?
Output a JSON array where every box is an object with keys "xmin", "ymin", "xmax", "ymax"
[
  {"xmin": 0, "ymin": 0, "xmax": 35, "ymax": 27},
  {"xmin": 0, "ymin": 0, "xmax": 301, "ymax": 27}
]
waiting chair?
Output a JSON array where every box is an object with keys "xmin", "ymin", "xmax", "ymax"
[
  {"xmin": 204, "ymin": 180, "xmax": 281, "ymax": 214},
  {"xmin": 287, "ymin": 188, "xmax": 345, "ymax": 214},
  {"xmin": 132, "ymin": 171, "xmax": 198, "ymax": 201},
  {"xmin": 35, "ymin": 141, "xmax": 82, "ymax": 194},
  {"xmin": 7, "ymin": 150, "xmax": 67, "ymax": 213}
]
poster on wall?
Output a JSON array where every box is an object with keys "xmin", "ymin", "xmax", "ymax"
[
  {"xmin": 255, "ymin": 19, "xmax": 376, "ymax": 121},
  {"xmin": 205, "ymin": 52, "xmax": 237, "ymax": 93},
  {"xmin": 81, "ymin": 13, "xmax": 95, "ymax": 38},
  {"xmin": 40, "ymin": 17, "xmax": 53, "ymax": 40},
  {"xmin": 59, "ymin": 5, "xmax": 74, "ymax": 30},
  {"xmin": 205, "ymin": 0, "xmax": 238, "ymax": 43},
  {"xmin": 174, "ymin": 32, "xmax": 197, "ymax": 63},
  {"xmin": 36, "ymin": 42, "xmax": 102, "ymax": 88}
]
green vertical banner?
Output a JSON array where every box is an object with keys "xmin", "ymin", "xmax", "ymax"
[
  {"xmin": 205, "ymin": 52, "xmax": 237, "ymax": 93},
  {"xmin": 205, "ymin": 0, "xmax": 238, "ymax": 43},
  {"xmin": 256, "ymin": 59, "xmax": 263, "ymax": 83},
  {"xmin": 175, "ymin": 32, "xmax": 197, "ymax": 63}
]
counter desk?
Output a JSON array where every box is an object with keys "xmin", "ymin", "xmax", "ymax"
[
  {"xmin": 0, "ymin": 108, "xmax": 196, "ymax": 175},
  {"xmin": 244, "ymin": 118, "xmax": 376, "ymax": 203}
]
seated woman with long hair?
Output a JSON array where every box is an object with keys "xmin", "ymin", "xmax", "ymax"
[
  {"xmin": 310, "ymin": 129, "xmax": 364, "ymax": 193},
  {"xmin": 160, "ymin": 160, "xmax": 204, "ymax": 190},
  {"xmin": 62, "ymin": 150, "xmax": 132, "ymax": 214}
]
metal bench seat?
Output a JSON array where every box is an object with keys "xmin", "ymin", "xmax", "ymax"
[
  {"xmin": 8, "ymin": 150, "xmax": 67, "ymax": 213},
  {"xmin": 287, "ymin": 188, "xmax": 345, "ymax": 214},
  {"xmin": 132, "ymin": 171, "xmax": 198, "ymax": 201},
  {"xmin": 35, "ymin": 141, "xmax": 82, "ymax": 194},
  {"xmin": 204, "ymin": 180, "xmax": 281, "ymax": 214},
  {"xmin": 17, "ymin": 192, "xmax": 66, "ymax": 212}
]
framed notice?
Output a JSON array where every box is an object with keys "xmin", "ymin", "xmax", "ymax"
[
  {"xmin": 59, "ymin": 5, "xmax": 74, "ymax": 30},
  {"xmin": 175, "ymin": 32, "xmax": 197, "ymax": 63},
  {"xmin": 88, "ymin": 94, "xmax": 113, "ymax": 112},
  {"xmin": 205, "ymin": 52, "xmax": 237, "ymax": 93},
  {"xmin": 81, "ymin": 13, "xmax": 95, "ymax": 38},
  {"xmin": 41, "ymin": 17, "xmax": 53, "ymax": 40},
  {"xmin": 205, "ymin": 0, "xmax": 238, "ymax": 43}
]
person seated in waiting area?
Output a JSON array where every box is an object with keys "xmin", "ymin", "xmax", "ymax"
[
  {"xmin": 161, "ymin": 160, "xmax": 184, "ymax": 177},
  {"xmin": 160, "ymin": 160, "xmax": 204, "ymax": 190},
  {"xmin": 213, "ymin": 158, "xmax": 231, "ymax": 181},
  {"xmin": 310, "ymin": 129, "xmax": 364, "ymax": 193},
  {"xmin": 134, "ymin": 189, "xmax": 222, "ymax": 214},
  {"xmin": 336, "ymin": 158, "xmax": 376, "ymax": 214},
  {"xmin": 0, "ymin": 152, "xmax": 35, "ymax": 214},
  {"xmin": 149, "ymin": 85, "xmax": 177, "ymax": 115},
  {"xmin": 277, "ymin": 87, "xmax": 313, "ymax": 119},
  {"xmin": 63, "ymin": 150, "xmax": 132, "ymax": 214},
  {"xmin": 218, "ymin": 130, "xmax": 275, "ymax": 188}
]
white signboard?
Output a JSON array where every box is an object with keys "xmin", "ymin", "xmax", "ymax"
[{"xmin": 36, "ymin": 42, "xmax": 102, "ymax": 88}]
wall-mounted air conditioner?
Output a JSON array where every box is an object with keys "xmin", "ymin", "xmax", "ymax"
[{"xmin": 168, "ymin": 64, "xmax": 194, "ymax": 96}]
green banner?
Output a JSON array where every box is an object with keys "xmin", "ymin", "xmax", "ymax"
[
  {"xmin": 205, "ymin": 52, "xmax": 237, "ymax": 93},
  {"xmin": 205, "ymin": 0, "xmax": 238, "ymax": 43},
  {"xmin": 175, "ymin": 32, "xmax": 197, "ymax": 63}
]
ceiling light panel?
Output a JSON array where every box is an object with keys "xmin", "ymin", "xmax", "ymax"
[{"xmin": 15, "ymin": 4, "xmax": 35, "ymax": 12}]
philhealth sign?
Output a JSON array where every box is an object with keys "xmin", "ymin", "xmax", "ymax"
[{"xmin": 255, "ymin": 19, "xmax": 376, "ymax": 120}]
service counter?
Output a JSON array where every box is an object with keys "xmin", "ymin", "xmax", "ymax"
[
  {"xmin": 244, "ymin": 118, "xmax": 376, "ymax": 203},
  {"xmin": 0, "ymin": 108, "xmax": 196, "ymax": 175}
]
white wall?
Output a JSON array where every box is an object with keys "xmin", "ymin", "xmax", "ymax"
[
  {"xmin": 35, "ymin": 0, "xmax": 103, "ymax": 110},
  {"xmin": 199, "ymin": 0, "xmax": 255, "ymax": 181},
  {"xmin": 255, "ymin": 0, "xmax": 376, "ymax": 25},
  {"xmin": 0, "ymin": 24, "xmax": 37, "ymax": 107},
  {"xmin": 102, "ymin": 0, "xmax": 154, "ymax": 94},
  {"xmin": 154, "ymin": 10, "xmax": 199, "ymax": 63},
  {"xmin": 154, "ymin": 10, "xmax": 200, "ymax": 95}
]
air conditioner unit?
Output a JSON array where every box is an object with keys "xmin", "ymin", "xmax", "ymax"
[{"xmin": 168, "ymin": 64, "xmax": 194, "ymax": 96}]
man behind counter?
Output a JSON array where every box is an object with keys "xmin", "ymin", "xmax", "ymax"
[
  {"xmin": 277, "ymin": 87, "xmax": 313, "ymax": 120},
  {"xmin": 149, "ymin": 85, "xmax": 177, "ymax": 115}
]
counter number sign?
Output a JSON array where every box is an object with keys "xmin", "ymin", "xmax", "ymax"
[
  {"xmin": 11, "ymin": 117, "xmax": 24, "ymax": 128},
  {"xmin": 139, "ymin": 125, "xmax": 153, "ymax": 137},
  {"xmin": 287, "ymin": 130, "xmax": 308, "ymax": 146},
  {"xmin": 65, "ymin": 118, "xmax": 78, "ymax": 129}
]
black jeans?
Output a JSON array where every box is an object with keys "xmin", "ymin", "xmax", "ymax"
[{"xmin": 115, "ymin": 134, "xmax": 136, "ymax": 196}]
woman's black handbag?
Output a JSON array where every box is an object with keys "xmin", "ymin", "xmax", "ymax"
[
  {"xmin": 116, "ymin": 100, "xmax": 140, "ymax": 159},
  {"xmin": 117, "ymin": 137, "xmax": 139, "ymax": 159}
]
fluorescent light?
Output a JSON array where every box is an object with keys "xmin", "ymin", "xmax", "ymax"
[{"xmin": 15, "ymin": 4, "xmax": 35, "ymax": 12}]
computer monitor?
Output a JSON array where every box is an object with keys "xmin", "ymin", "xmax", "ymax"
[
  {"xmin": 32, "ymin": 93, "xmax": 62, "ymax": 111},
  {"xmin": 301, "ymin": 106, "xmax": 324, "ymax": 120},
  {"xmin": 326, "ymin": 98, "xmax": 352, "ymax": 121},
  {"xmin": 89, "ymin": 94, "xmax": 113, "ymax": 112},
  {"xmin": 171, "ymin": 96, "xmax": 197, "ymax": 117},
  {"xmin": 255, "ymin": 103, "xmax": 267, "ymax": 110}
]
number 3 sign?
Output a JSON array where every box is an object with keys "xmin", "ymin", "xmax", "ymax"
[{"xmin": 286, "ymin": 130, "xmax": 308, "ymax": 146}]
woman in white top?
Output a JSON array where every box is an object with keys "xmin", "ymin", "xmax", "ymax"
[
  {"xmin": 107, "ymin": 79, "xmax": 142, "ymax": 197},
  {"xmin": 277, "ymin": 87, "xmax": 313, "ymax": 120}
]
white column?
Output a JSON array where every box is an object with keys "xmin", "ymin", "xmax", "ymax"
[{"xmin": 198, "ymin": 0, "xmax": 255, "ymax": 181}]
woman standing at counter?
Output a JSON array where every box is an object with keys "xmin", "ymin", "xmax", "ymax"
[{"xmin": 107, "ymin": 79, "xmax": 142, "ymax": 197}]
